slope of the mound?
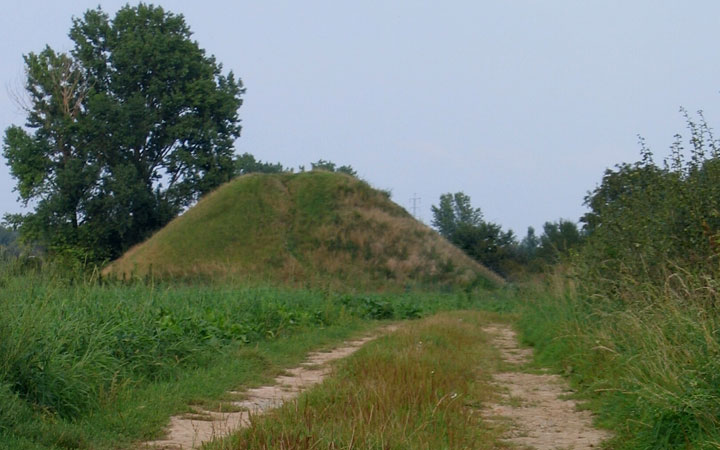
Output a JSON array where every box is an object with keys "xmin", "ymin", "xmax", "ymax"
[{"xmin": 105, "ymin": 171, "xmax": 502, "ymax": 289}]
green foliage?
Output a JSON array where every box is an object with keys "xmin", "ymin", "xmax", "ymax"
[
  {"xmin": 310, "ymin": 159, "xmax": 357, "ymax": 177},
  {"xmin": 536, "ymin": 219, "xmax": 583, "ymax": 263},
  {"xmin": 452, "ymin": 222, "xmax": 516, "ymax": 274},
  {"xmin": 0, "ymin": 281, "xmax": 327, "ymax": 420},
  {"xmin": 430, "ymin": 193, "xmax": 583, "ymax": 277},
  {"xmin": 510, "ymin": 109, "xmax": 720, "ymax": 449},
  {"xmin": 235, "ymin": 153, "xmax": 286, "ymax": 176},
  {"xmin": 0, "ymin": 227, "xmax": 19, "ymax": 259},
  {"xmin": 430, "ymin": 192, "xmax": 482, "ymax": 239},
  {"xmin": 518, "ymin": 226, "xmax": 539, "ymax": 261},
  {"xmin": 514, "ymin": 276, "xmax": 720, "ymax": 449},
  {"xmin": 0, "ymin": 274, "xmax": 491, "ymax": 448},
  {"xmin": 578, "ymin": 109, "xmax": 720, "ymax": 300},
  {"xmin": 338, "ymin": 294, "xmax": 450, "ymax": 320},
  {"xmin": 3, "ymin": 3, "xmax": 244, "ymax": 263},
  {"xmin": 431, "ymin": 192, "xmax": 521, "ymax": 276}
]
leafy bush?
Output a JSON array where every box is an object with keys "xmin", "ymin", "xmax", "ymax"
[
  {"xmin": 578, "ymin": 110, "xmax": 720, "ymax": 301},
  {"xmin": 513, "ymin": 110, "xmax": 720, "ymax": 449}
]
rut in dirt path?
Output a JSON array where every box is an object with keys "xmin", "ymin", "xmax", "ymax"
[
  {"xmin": 481, "ymin": 324, "xmax": 611, "ymax": 450},
  {"xmin": 142, "ymin": 326, "xmax": 397, "ymax": 449}
]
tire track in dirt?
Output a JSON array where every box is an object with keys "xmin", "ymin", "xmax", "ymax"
[
  {"xmin": 142, "ymin": 325, "xmax": 397, "ymax": 449},
  {"xmin": 481, "ymin": 324, "xmax": 611, "ymax": 449}
]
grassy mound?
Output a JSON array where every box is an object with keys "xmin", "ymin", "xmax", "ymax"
[{"xmin": 104, "ymin": 171, "xmax": 500, "ymax": 289}]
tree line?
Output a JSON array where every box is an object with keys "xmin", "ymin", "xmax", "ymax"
[
  {"xmin": 432, "ymin": 108, "xmax": 720, "ymax": 287},
  {"xmin": 7, "ymin": 2, "xmax": 715, "ymax": 286},
  {"xmin": 430, "ymin": 192, "xmax": 582, "ymax": 277}
]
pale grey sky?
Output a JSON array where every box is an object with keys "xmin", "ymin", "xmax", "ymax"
[{"xmin": 2, "ymin": 1, "xmax": 720, "ymax": 235}]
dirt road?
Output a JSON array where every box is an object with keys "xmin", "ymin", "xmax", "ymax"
[
  {"xmin": 481, "ymin": 324, "xmax": 611, "ymax": 449},
  {"xmin": 142, "ymin": 321, "xmax": 609, "ymax": 449},
  {"xmin": 142, "ymin": 326, "xmax": 396, "ymax": 449}
]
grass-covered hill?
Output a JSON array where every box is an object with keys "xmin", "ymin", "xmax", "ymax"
[{"xmin": 104, "ymin": 171, "xmax": 501, "ymax": 289}]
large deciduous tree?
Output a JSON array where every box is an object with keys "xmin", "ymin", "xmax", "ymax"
[{"xmin": 3, "ymin": 4, "xmax": 244, "ymax": 261}]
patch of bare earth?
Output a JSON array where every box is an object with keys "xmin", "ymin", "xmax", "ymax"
[
  {"xmin": 142, "ymin": 326, "xmax": 397, "ymax": 449},
  {"xmin": 481, "ymin": 324, "xmax": 611, "ymax": 450}
]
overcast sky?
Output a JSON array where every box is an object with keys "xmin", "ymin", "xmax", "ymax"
[{"xmin": 2, "ymin": 1, "xmax": 720, "ymax": 235}]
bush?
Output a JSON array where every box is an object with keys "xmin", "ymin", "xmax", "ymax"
[{"xmin": 578, "ymin": 110, "xmax": 720, "ymax": 301}]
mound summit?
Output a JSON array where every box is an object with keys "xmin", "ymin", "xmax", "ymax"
[{"xmin": 105, "ymin": 171, "xmax": 501, "ymax": 289}]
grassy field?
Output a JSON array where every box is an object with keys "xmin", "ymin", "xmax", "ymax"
[
  {"xmin": 0, "ymin": 272, "xmax": 489, "ymax": 449},
  {"xmin": 206, "ymin": 311, "xmax": 508, "ymax": 450},
  {"xmin": 7, "ymin": 260, "xmax": 718, "ymax": 449},
  {"xmin": 0, "ymin": 170, "xmax": 506, "ymax": 449},
  {"xmin": 6, "ymin": 267, "xmax": 717, "ymax": 449}
]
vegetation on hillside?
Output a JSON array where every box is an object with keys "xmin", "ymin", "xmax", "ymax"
[
  {"xmin": 235, "ymin": 153, "xmax": 286, "ymax": 176},
  {"xmin": 106, "ymin": 171, "xmax": 501, "ymax": 289},
  {"xmin": 308, "ymin": 159, "xmax": 358, "ymax": 177},
  {"xmin": 234, "ymin": 154, "xmax": 360, "ymax": 178}
]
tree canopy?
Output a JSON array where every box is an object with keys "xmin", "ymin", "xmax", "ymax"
[
  {"xmin": 309, "ymin": 159, "xmax": 357, "ymax": 177},
  {"xmin": 235, "ymin": 153, "xmax": 286, "ymax": 176},
  {"xmin": 431, "ymin": 192, "xmax": 482, "ymax": 239},
  {"xmin": 577, "ymin": 111, "xmax": 720, "ymax": 294},
  {"xmin": 431, "ymin": 192, "xmax": 583, "ymax": 276},
  {"xmin": 3, "ymin": 4, "xmax": 244, "ymax": 262},
  {"xmin": 431, "ymin": 192, "xmax": 514, "ymax": 275}
]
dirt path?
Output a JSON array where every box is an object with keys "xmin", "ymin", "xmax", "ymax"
[
  {"xmin": 142, "ymin": 326, "xmax": 396, "ymax": 449},
  {"xmin": 481, "ymin": 324, "xmax": 611, "ymax": 449}
]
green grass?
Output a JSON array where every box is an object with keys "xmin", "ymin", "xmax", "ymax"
[
  {"xmin": 0, "ymin": 273, "xmax": 492, "ymax": 449},
  {"xmin": 205, "ymin": 311, "xmax": 508, "ymax": 450},
  {"xmin": 105, "ymin": 171, "xmax": 501, "ymax": 289},
  {"xmin": 1, "ymin": 321, "xmax": 371, "ymax": 450},
  {"xmin": 500, "ymin": 274, "xmax": 720, "ymax": 449}
]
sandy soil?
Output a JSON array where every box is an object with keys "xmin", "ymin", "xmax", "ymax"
[
  {"xmin": 481, "ymin": 324, "xmax": 611, "ymax": 450},
  {"xmin": 142, "ymin": 326, "xmax": 396, "ymax": 449}
]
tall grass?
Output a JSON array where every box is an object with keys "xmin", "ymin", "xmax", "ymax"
[
  {"xmin": 0, "ymin": 272, "xmax": 487, "ymax": 449},
  {"xmin": 514, "ymin": 272, "xmax": 720, "ymax": 449},
  {"xmin": 508, "ymin": 111, "xmax": 720, "ymax": 448}
]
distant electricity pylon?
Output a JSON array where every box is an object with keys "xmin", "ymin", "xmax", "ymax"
[{"xmin": 409, "ymin": 193, "xmax": 421, "ymax": 221}]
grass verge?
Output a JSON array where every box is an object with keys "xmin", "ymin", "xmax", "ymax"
[
  {"xmin": 505, "ymin": 275, "xmax": 720, "ymax": 449},
  {"xmin": 205, "ymin": 311, "xmax": 508, "ymax": 450},
  {"xmin": 0, "ymin": 319, "xmax": 371, "ymax": 450},
  {"xmin": 0, "ymin": 274, "xmax": 491, "ymax": 449}
]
